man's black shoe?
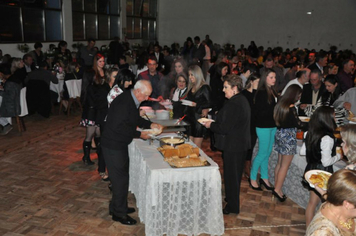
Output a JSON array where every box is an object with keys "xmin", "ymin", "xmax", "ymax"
[{"xmin": 112, "ymin": 214, "xmax": 137, "ymax": 225}]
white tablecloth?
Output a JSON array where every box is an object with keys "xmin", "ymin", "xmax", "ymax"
[
  {"xmin": 50, "ymin": 73, "xmax": 65, "ymax": 102},
  {"xmin": 128, "ymin": 139, "xmax": 224, "ymax": 236}
]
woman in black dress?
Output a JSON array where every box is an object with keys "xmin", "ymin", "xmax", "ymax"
[
  {"xmin": 241, "ymin": 74, "xmax": 260, "ymax": 178},
  {"xmin": 185, "ymin": 65, "xmax": 212, "ymax": 148},
  {"xmin": 80, "ymin": 54, "xmax": 105, "ymax": 168},
  {"xmin": 203, "ymin": 74, "xmax": 251, "ymax": 215}
]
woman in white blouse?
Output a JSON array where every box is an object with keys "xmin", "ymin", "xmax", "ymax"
[{"xmin": 300, "ymin": 106, "xmax": 342, "ymax": 227}]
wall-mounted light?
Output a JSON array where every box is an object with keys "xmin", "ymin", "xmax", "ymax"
[{"xmin": 306, "ymin": 12, "xmax": 312, "ymax": 15}]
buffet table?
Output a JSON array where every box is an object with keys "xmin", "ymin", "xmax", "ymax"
[
  {"xmin": 266, "ymin": 140, "xmax": 346, "ymax": 209},
  {"xmin": 128, "ymin": 138, "xmax": 224, "ymax": 236}
]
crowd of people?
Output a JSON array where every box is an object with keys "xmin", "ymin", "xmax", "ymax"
[{"xmin": 1, "ymin": 36, "xmax": 356, "ymax": 232}]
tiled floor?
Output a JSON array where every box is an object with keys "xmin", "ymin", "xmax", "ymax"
[{"xmin": 0, "ymin": 112, "xmax": 306, "ymax": 235}]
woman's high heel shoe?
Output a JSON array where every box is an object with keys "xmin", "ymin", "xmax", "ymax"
[
  {"xmin": 259, "ymin": 179, "xmax": 274, "ymax": 191},
  {"xmin": 248, "ymin": 178, "xmax": 262, "ymax": 191},
  {"xmin": 272, "ymin": 190, "xmax": 287, "ymax": 202}
]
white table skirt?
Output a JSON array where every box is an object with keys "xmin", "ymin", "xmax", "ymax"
[
  {"xmin": 129, "ymin": 139, "xmax": 224, "ymax": 236},
  {"xmin": 50, "ymin": 73, "xmax": 65, "ymax": 102}
]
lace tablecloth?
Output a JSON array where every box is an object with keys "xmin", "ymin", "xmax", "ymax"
[
  {"xmin": 128, "ymin": 139, "xmax": 224, "ymax": 236},
  {"xmin": 266, "ymin": 140, "xmax": 346, "ymax": 209}
]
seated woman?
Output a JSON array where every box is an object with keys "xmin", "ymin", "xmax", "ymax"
[
  {"xmin": 169, "ymin": 73, "xmax": 188, "ymax": 119},
  {"xmin": 305, "ymin": 75, "xmax": 347, "ymax": 125},
  {"xmin": 306, "ymin": 169, "xmax": 356, "ymax": 235}
]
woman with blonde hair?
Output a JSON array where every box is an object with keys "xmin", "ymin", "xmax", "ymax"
[
  {"xmin": 306, "ymin": 169, "xmax": 356, "ymax": 235},
  {"xmin": 185, "ymin": 65, "xmax": 212, "ymax": 148}
]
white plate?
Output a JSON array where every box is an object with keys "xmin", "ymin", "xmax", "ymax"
[
  {"xmin": 181, "ymin": 100, "xmax": 194, "ymax": 106},
  {"xmin": 299, "ymin": 116, "xmax": 310, "ymax": 122},
  {"xmin": 197, "ymin": 118, "xmax": 214, "ymax": 125},
  {"xmin": 142, "ymin": 128, "xmax": 162, "ymax": 136},
  {"xmin": 159, "ymin": 100, "xmax": 172, "ymax": 106},
  {"xmin": 304, "ymin": 170, "xmax": 332, "ymax": 191}
]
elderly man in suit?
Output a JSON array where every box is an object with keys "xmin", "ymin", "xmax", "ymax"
[
  {"xmin": 101, "ymin": 80, "xmax": 163, "ymax": 225},
  {"xmin": 299, "ymin": 69, "xmax": 326, "ymax": 116}
]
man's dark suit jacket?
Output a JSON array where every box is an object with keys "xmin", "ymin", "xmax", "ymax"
[
  {"xmin": 191, "ymin": 43, "xmax": 206, "ymax": 63},
  {"xmin": 150, "ymin": 52, "xmax": 165, "ymax": 71},
  {"xmin": 101, "ymin": 90, "xmax": 151, "ymax": 150},
  {"xmin": 307, "ymin": 63, "xmax": 322, "ymax": 74},
  {"xmin": 299, "ymin": 83, "xmax": 326, "ymax": 116}
]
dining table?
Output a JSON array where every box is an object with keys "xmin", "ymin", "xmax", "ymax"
[{"xmin": 128, "ymin": 136, "xmax": 224, "ymax": 236}]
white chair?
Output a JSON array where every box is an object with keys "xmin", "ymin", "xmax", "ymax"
[{"xmin": 59, "ymin": 79, "xmax": 82, "ymax": 116}]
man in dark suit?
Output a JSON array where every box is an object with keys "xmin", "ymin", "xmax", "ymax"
[
  {"xmin": 101, "ymin": 80, "xmax": 163, "ymax": 225},
  {"xmin": 307, "ymin": 51, "xmax": 328, "ymax": 75},
  {"xmin": 299, "ymin": 69, "xmax": 326, "ymax": 116},
  {"xmin": 150, "ymin": 44, "xmax": 165, "ymax": 71},
  {"xmin": 191, "ymin": 36, "xmax": 206, "ymax": 66}
]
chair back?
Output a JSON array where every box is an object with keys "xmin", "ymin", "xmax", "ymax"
[
  {"xmin": 65, "ymin": 79, "xmax": 82, "ymax": 98},
  {"xmin": 19, "ymin": 87, "xmax": 28, "ymax": 117}
]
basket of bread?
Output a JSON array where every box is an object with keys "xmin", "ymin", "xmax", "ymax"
[{"xmin": 157, "ymin": 143, "xmax": 209, "ymax": 168}]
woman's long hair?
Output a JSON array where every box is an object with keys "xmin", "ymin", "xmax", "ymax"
[
  {"xmin": 340, "ymin": 124, "xmax": 356, "ymax": 164},
  {"xmin": 306, "ymin": 106, "xmax": 336, "ymax": 153},
  {"xmin": 255, "ymin": 68, "xmax": 277, "ymax": 104},
  {"xmin": 214, "ymin": 62, "xmax": 229, "ymax": 78},
  {"xmin": 245, "ymin": 74, "xmax": 259, "ymax": 90},
  {"xmin": 104, "ymin": 67, "xmax": 119, "ymax": 85},
  {"xmin": 10, "ymin": 58, "xmax": 22, "ymax": 74},
  {"xmin": 274, "ymin": 84, "xmax": 302, "ymax": 126},
  {"xmin": 187, "ymin": 65, "xmax": 205, "ymax": 93},
  {"xmin": 93, "ymin": 53, "xmax": 105, "ymax": 85}
]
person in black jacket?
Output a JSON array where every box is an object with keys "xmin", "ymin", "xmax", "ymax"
[
  {"xmin": 101, "ymin": 80, "xmax": 162, "ymax": 225},
  {"xmin": 250, "ymin": 69, "xmax": 278, "ymax": 191},
  {"xmin": 203, "ymin": 74, "xmax": 251, "ymax": 215},
  {"xmin": 299, "ymin": 69, "xmax": 326, "ymax": 116},
  {"xmin": 80, "ymin": 54, "xmax": 106, "ymax": 165},
  {"xmin": 185, "ymin": 65, "xmax": 212, "ymax": 148}
]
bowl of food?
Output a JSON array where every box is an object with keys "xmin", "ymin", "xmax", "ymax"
[{"xmin": 159, "ymin": 136, "xmax": 185, "ymax": 147}]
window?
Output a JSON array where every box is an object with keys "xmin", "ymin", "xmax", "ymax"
[
  {"xmin": 126, "ymin": 0, "xmax": 157, "ymax": 40},
  {"xmin": 72, "ymin": 0, "xmax": 121, "ymax": 41},
  {"xmin": 0, "ymin": 0, "xmax": 62, "ymax": 43}
]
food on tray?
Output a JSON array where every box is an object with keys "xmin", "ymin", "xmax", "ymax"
[
  {"xmin": 309, "ymin": 172, "xmax": 331, "ymax": 189},
  {"xmin": 348, "ymin": 116, "xmax": 356, "ymax": 122},
  {"xmin": 299, "ymin": 116, "xmax": 310, "ymax": 122},
  {"xmin": 161, "ymin": 138, "xmax": 184, "ymax": 145},
  {"xmin": 157, "ymin": 143, "xmax": 207, "ymax": 167},
  {"xmin": 197, "ymin": 118, "xmax": 214, "ymax": 124},
  {"xmin": 166, "ymin": 156, "xmax": 207, "ymax": 168}
]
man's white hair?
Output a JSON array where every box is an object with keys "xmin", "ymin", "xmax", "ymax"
[{"xmin": 134, "ymin": 80, "xmax": 151, "ymax": 93}]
